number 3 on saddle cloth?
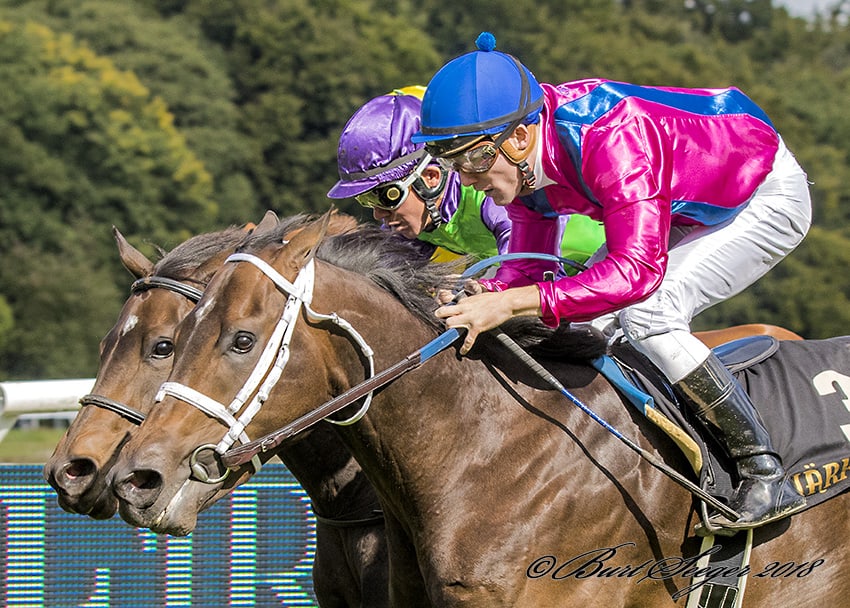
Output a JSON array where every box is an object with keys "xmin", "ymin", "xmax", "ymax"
[{"xmin": 601, "ymin": 334, "xmax": 850, "ymax": 523}]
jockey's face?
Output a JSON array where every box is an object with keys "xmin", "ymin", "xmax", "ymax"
[
  {"xmin": 449, "ymin": 125, "xmax": 534, "ymax": 206},
  {"xmin": 370, "ymin": 191, "xmax": 429, "ymax": 239},
  {"xmin": 456, "ymin": 148, "xmax": 523, "ymax": 206}
]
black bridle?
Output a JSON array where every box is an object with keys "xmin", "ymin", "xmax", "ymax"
[
  {"xmin": 78, "ymin": 275, "xmax": 204, "ymax": 425},
  {"xmin": 78, "ymin": 393, "xmax": 147, "ymax": 425},
  {"xmin": 129, "ymin": 275, "xmax": 204, "ymax": 302}
]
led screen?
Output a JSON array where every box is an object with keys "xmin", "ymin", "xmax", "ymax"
[{"xmin": 0, "ymin": 464, "xmax": 319, "ymax": 607}]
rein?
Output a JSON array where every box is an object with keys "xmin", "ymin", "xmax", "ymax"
[
  {"xmin": 222, "ymin": 253, "xmax": 574, "ymax": 468},
  {"xmin": 221, "ymin": 252, "xmax": 741, "ymax": 522},
  {"xmin": 490, "ymin": 331, "xmax": 742, "ymax": 522},
  {"xmin": 313, "ymin": 509, "xmax": 385, "ymax": 528},
  {"xmin": 221, "ymin": 328, "xmax": 461, "ymax": 468},
  {"xmin": 156, "ymin": 251, "xmax": 376, "ymax": 483},
  {"xmin": 79, "ymin": 275, "xmax": 204, "ymax": 425}
]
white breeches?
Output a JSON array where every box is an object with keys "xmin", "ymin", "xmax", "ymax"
[{"xmin": 589, "ymin": 138, "xmax": 812, "ymax": 383}]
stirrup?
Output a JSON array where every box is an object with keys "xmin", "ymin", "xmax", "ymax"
[
  {"xmin": 711, "ymin": 494, "xmax": 806, "ymax": 528},
  {"xmin": 695, "ymin": 489, "xmax": 806, "ymax": 537}
]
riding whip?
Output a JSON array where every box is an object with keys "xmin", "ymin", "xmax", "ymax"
[
  {"xmin": 490, "ymin": 329, "xmax": 741, "ymax": 522},
  {"xmin": 461, "ymin": 253, "xmax": 741, "ymax": 522}
]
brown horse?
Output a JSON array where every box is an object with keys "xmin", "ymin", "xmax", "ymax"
[
  {"xmin": 109, "ymin": 215, "xmax": 847, "ymax": 607},
  {"xmin": 44, "ymin": 213, "xmax": 390, "ymax": 608}
]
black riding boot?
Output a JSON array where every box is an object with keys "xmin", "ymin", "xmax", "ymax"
[{"xmin": 674, "ymin": 354, "xmax": 806, "ymax": 530}]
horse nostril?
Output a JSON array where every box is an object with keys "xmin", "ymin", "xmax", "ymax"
[
  {"xmin": 64, "ymin": 459, "xmax": 96, "ymax": 480},
  {"xmin": 114, "ymin": 469, "xmax": 163, "ymax": 510},
  {"xmin": 126, "ymin": 469, "xmax": 162, "ymax": 491},
  {"xmin": 45, "ymin": 459, "xmax": 98, "ymax": 495}
]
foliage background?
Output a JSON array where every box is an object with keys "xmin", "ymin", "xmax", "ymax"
[{"xmin": 1, "ymin": 0, "xmax": 849, "ymax": 379}]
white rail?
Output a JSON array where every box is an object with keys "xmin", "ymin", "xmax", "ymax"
[{"xmin": 0, "ymin": 378, "xmax": 93, "ymax": 442}]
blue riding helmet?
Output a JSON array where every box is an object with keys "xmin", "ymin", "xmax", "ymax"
[{"xmin": 411, "ymin": 32, "xmax": 544, "ymax": 145}]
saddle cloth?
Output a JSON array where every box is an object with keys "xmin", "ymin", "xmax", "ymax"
[{"xmin": 607, "ymin": 335, "xmax": 850, "ymax": 513}]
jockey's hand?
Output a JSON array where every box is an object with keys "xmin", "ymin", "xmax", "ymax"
[
  {"xmin": 435, "ymin": 278, "xmax": 485, "ymax": 305},
  {"xmin": 435, "ymin": 285, "xmax": 542, "ymax": 355}
]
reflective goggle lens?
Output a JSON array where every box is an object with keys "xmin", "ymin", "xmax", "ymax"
[
  {"xmin": 354, "ymin": 152, "xmax": 433, "ymax": 211},
  {"xmin": 355, "ymin": 182, "xmax": 408, "ymax": 210},
  {"xmin": 424, "ymin": 135, "xmax": 484, "ymax": 158},
  {"xmin": 445, "ymin": 141, "xmax": 500, "ymax": 174}
]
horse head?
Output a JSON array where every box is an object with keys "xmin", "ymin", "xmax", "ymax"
[
  {"xmin": 43, "ymin": 215, "xmax": 276, "ymax": 519},
  {"xmin": 107, "ymin": 211, "xmax": 384, "ymax": 535}
]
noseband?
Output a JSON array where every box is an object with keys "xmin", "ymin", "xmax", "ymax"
[
  {"xmin": 78, "ymin": 276, "xmax": 205, "ymax": 424},
  {"xmin": 154, "ymin": 252, "xmax": 376, "ymax": 483}
]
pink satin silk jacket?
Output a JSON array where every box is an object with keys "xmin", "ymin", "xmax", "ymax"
[{"xmin": 487, "ymin": 79, "xmax": 779, "ymax": 326}]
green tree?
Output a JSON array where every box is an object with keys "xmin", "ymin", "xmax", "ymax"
[
  {"xmin": 0, "ymin": 295, "xmax": 12, "ymax": 351},
  {"xmin": 2, "ymin": 0, "xmax": 263, "ymax": 227},
  {"xmin": 2, "ymin": 0, "xmax": 850, "ymax": 377},
  {"xmin": 0, "ymin": 19, "xmax": 215, "ymax": 377},
  {"xmin": 183, "ymin": 0, "xmax": 443, "ymax": 217},
  {"xmin": 694, "ymin": 226, "xmax": 850, "ymax": 338}
]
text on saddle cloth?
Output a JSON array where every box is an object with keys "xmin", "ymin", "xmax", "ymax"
[{"xmin": 602, "ymin": 334, "xmax": 850, "ymax": 515}]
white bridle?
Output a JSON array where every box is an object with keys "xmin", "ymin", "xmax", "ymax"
[{"xmin": 155, "ymin": 251, "xmax": 375, "ymax": 483}]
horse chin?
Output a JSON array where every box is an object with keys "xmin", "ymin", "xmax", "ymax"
[
  {"xmin": 56, "ymin": 488, "xmax": 119, "ymax": 520},
  {"xmin": 148, "ymin": 479, "xmax": 217, "ymax": 536},
  {"xmin": 80, "ymin": 494, "xmax": 119, "ymax": 521},
  {"xmin": 150, "ymin": 511, "xmax": 198, "ymax": 538}
]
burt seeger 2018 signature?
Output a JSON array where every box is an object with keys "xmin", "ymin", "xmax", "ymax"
[{"xmin": 526, "ymin": 543, "xmax": 825, "ymax": 599}]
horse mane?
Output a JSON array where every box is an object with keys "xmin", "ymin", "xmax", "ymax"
[
  {"xmin": 153, "ymin": 215, "xmax": 316, "ymax": 281},
  {"xmin": 499, "ymin": 317, "xmax": 608, "ymax": 361},
  {"xmin": 244, "ymin": 218, "xmax": 449, "ymax": 333},
  {"xmin": 242, "ymin": 215, "xmax": 608, "ymax": 361},
  {"xmin": 152, "ymin": 227, "xmax": 247, "ymax": 280}
]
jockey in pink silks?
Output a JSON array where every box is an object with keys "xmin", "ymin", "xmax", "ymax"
[{"xmin": 413, "ymin": 32, "xmax": 812, "ymax": 531}]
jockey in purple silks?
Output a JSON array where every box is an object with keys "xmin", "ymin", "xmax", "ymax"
[
  {"xmin": 328, "ymin": 89, "xmax": 604, "ymax": 270},
  {"xmin": 415, "ymin": 32, "xmax": 812, "ymax": 531}
]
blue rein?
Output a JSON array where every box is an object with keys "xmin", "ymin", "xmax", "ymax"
[
  {"xmin": 460, "ymin": 252, "xmax": 587, "ymax": 282},
  {"xmin": 463, "ymin": 254, "xmax": 740, "ymax": 522}
]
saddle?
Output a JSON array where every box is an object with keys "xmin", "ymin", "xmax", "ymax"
[{"xmin": 602, "ymin": 334, "xmax": 850, "ymax": 519}]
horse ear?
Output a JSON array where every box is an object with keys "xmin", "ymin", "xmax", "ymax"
[
  {"xmin": 113, "ymin": 227, "xmax": 154, "ymax": 279},
  {"xmin": 325, "ymin": 211, "xmax": 358, "ymax": 236},
  {"xmin": 255, "ymin": 210, "xmax": 280, "ymax": 233},
  {"xmin": 284, "ymin": 209, "xmax": 335, "ymax": 268}
]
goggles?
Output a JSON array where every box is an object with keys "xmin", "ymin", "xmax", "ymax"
[
  {"xmin": 425, "ymin": 127, "xmax": 516, "ymax": 174},
  {"xmin": 355, "ymin": 153, "xmax": 432, "ymax": 211},
  {"xmin": 424, "ymin": 135, "xmax": 486, "ymax": 158},
  {"xmin": 442, "ymin": 140, "xmax": 500, "ymax": 174}
]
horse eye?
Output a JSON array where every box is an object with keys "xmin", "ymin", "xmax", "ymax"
[
  {"xmin": 232, "ymin": 332, "xmax": 255, "ymax": 353},
  {"xmin": 152, "ymin": 339, "xmax": 174, "ymax": 358}
]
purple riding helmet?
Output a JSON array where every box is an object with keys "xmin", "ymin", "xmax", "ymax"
[{"xmin": 328, "ymin": 93, "xmax": 446, "ymax": 228}]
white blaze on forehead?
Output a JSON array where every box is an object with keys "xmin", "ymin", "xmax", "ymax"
[
  {"xmin": 121, "ymin": 315, "xmax": 139, "ymax": 336},
  {"xmin": 194, "ymin": 296, "xmax": 216, "ymax": 321}
]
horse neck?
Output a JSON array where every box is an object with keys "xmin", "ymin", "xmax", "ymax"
[
  {"xmin": 274, "ymin": 425, "xmax": 381, "ymax": 519},
  {"xmin": 287, "ymin": 262, "xmax": 659, "ymax": 521},
  {"xmin": 291, "ymin": 262, "xmax": 452, "ymax": 503},
  {"xmin": 329, "ymin": 319, "xmax": 673, "ymax": 520},
  {"xmin": 298, "ymin": 264, "xmax": 696, "ymax": 560}
]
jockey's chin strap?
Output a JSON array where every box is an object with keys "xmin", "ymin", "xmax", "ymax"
[
  {"xmin": 155, "ymin": 252, "xmax": 375, "ymax": 483},
  {"xmin": 413, "ymin": 165, "xmax": 448, "ymax": 232}
]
